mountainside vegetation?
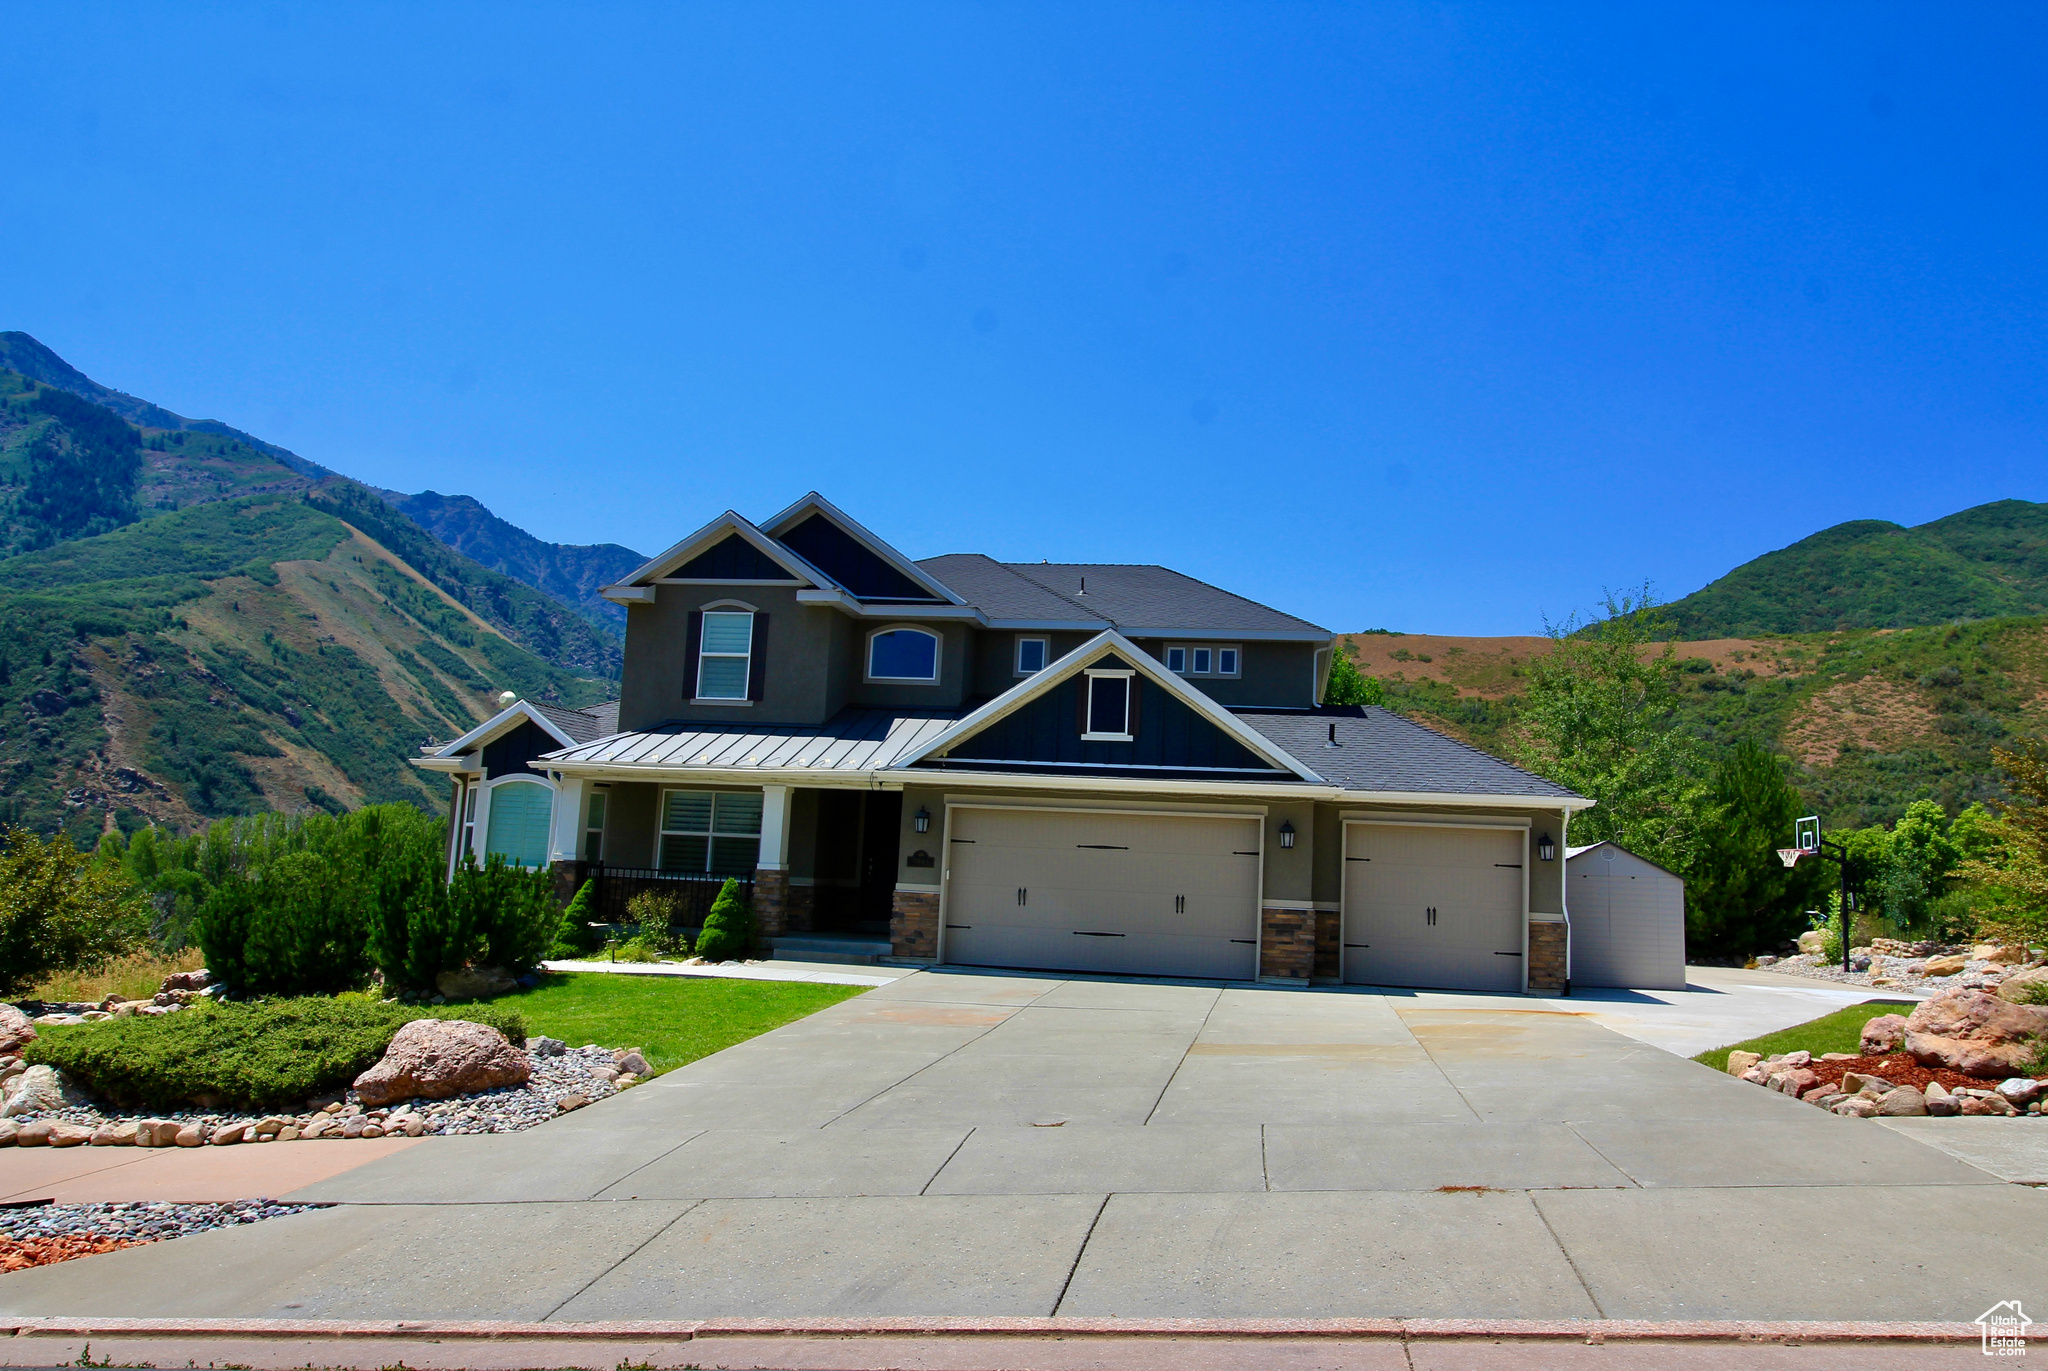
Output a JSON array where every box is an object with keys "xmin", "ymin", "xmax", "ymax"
[
  {"xmin": 1662, "ymin": 499, "xmax": 2048, "ymax": 637},
  {"xmin": 389, "ymin": 490, "xmax": 643, "ymax": 633}
]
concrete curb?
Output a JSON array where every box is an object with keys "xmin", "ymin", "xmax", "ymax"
[{"xmin": 0, "ymin": 1316, "xmax": 1985, "ymax": 1343}]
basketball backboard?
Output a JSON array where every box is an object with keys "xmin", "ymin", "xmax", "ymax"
[{"xmin": 1795, "ymin": 815, "xmax": 1820, "ymax": 853}]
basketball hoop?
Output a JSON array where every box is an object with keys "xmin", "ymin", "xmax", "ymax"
[{"xmin": 1777, "ymin": 848, "xmax": 1805, "ymax": 869}]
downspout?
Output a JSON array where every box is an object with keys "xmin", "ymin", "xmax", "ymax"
[{"xmin": 1560, "ymin": 807, "xmax": 1572, "ymax": 998}]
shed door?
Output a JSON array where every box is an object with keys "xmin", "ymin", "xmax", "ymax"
[
  {"xmin": 1569, "ymin": 848, "xmax": 1687, "ymax": 990},
  {"xmin": 1343, "ymin": 823, "xmax": 1524, "ymax": 991},
  {"xmin": 943, "ymin": 808, "xmax": 1260, "ymax": 980}
]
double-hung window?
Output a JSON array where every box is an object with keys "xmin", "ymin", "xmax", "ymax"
[
  {"xmin": 583, "ymin": 790, "xmax": 607, "ymax": 862},
  {"xmin": 696, "ymin": 612, "xmax": 754, "ymax": 700},
  {"xmin": 459, "ymin": 783, "xmax": 478, "ymax": 859},
  {"xmin": 1082, "ymin": 669, "xmax": 1134, "ymax": 741},
  {"xmin": 1015, "ymin": 636, "xmax": 1048, "ymax": 675},
  {"xmin": 659, "ymin": 790, "xmax": 764, "ymax": 877}
]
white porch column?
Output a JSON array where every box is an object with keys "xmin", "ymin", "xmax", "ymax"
[
  {"xmin": 758, "ymin": 784, "xmax": 792, "ymax": 871},
  {"xmin": 549, "ymin": 774, "xmax": 589, "ymax": 865}
]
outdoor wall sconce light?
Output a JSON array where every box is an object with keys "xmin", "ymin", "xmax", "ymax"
[
  {"xmin": 1278, "ymin": 819, "xmax": 1296, "ymax": 850},
  {"xmin": 914, "ymin": 806, "xmax": 931, "ymax": 834},
  {"xmin": 1536, "ymin": 833, "xmax": 1557, "ymax": 862}
]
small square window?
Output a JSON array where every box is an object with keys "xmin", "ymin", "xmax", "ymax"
[
  {"xmin": 1218, "ymin": 648, "xmax": 1239, "ymax": 675},
  {"xmin": 1166, "ymin": 646, "xmax": 1187, "ymax": 674},
  {"xmin": 1016, "ymin": 637, "xmax": 1048, "ymax": 675},
  {"xmin": 1192, "ymin": 647, "xmax": 1213, "ymax": 674}
]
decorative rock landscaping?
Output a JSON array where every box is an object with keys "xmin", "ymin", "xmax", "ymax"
[
  {"xmin": 1757, "ymin": 939, "xmax": 2046, "ymax": 997},
  {"xmin": 0, "ymin": 1200, "xmax": 324, "ymax": 1272},
  {"xmin": 0, "ymin": 971, "xmax": 650, "ymax": 1148},
  {"xmin": 1727, "ymin": 987, "xmax": 2048, "ymax": 1121}
]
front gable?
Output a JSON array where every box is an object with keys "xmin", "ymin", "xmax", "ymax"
[
  {"xmin": 937, "ymin": 658, "xmax": 1281, "ymax": 773},
  {"xmin": 672, "ymin": 533, "xmax": 801, "ymax": 582},
  {"xmin": 481, "ymin": 719, "xmax": 565, "ymax": 779},
  {"xmin": 900, "ymin": 630, "xmax": 1319, "ymax": 780},
  {"xmin": 777, "ymin": 513, "xmax": 938, "ymax": 601}
]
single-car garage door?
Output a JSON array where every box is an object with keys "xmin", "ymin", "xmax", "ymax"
[
  {"xmin": 1343, "ymin": 822, "xmax": 1525, "ymax": 992},
  {"xmin": 943, "ymin": 807, "xmax": 1260, "ymax": 980}
]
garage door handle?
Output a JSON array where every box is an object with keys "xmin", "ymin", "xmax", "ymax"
[
  {"xmin": 1072, "ymin": 930, "xmax": 1126, "ymax": 938},
  {"xmin": 1016, "ymin": 888, "xmax": 1027, "ymax": 906}
]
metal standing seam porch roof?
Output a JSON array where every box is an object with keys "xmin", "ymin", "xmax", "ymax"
[{"xmin": 537, "ymin": 703, "xmax": 1588, "ymax": 805}]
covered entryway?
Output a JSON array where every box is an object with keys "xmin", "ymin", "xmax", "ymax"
[
  {"xmin": 1343, "ymin": 821, "xmax": 1526, "ymax": 992},
  {"xmin": 941, "ymin": 806, "xmax": 1260, "ymax": 979}
]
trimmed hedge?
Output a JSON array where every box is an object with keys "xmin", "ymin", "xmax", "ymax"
[{"xmin": 22, "ymin": 997, "xmax": 527, "ymax": 1111}]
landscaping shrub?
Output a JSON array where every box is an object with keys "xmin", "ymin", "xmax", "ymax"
[
  {"xmin": 22, "ymin": 997, "xmax": 526, "ymax": 1111},
  {"xmin": 447, "ymin": 855, "xmax": 558, "ymax": 975},
  {"xmin": 194, "ymin": 851, "xmax": 373, "ymax": 997},
  {"xmin": 546, "ymin": 879, "xmax": 605, "ymax": 959},
  {"xmin": 0, "ymin": 827, "xmax": 148, "ymax": 996},
  {"xmin": 692, "ymin": 879, "xmax": 754, "ymax": 963},
  {"xmin": 613, "ymin": 935, "xmax": 666, "ymax": 963}
]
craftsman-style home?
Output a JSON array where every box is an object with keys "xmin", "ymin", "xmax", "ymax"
[{"xmin": 415, "ymin": 493, "xmax": 1590, "ymax": 993}]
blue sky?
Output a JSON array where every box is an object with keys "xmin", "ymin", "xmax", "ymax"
[{"xmin": 3, "ymin": 4, "xmax": 2042, "ymax": 635}]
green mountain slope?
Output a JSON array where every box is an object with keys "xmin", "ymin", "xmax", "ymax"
[
  {"xmin": 1346, "ymin": 615, "xmax": 2048, "ymax": 830},
  {"xmin": 1665, "ymin": 499, "xmax": 2048, "ymax": 637},
  {"xmin": 0, "ymin": 359, "xmax": 620, "ymax": 677},
  {"xmin": 0, "ymin": 493, "xmax": 609, "ymax": 844},
  {"xmin": 0, "ymin": 330, "xmax": 333, "ymax": 481},
  {"xmin": 388, "ymin": 490, "xmax": 643, "ymax": 632}
]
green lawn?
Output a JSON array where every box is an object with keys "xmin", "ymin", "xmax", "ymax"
[
  {"xmin": 1691, "ymin": 1001, "xmax": 1916, "ymax": 1073},
  {"xmin": 478, "ymin": 972, "xmax": 867, "ymax": 1076}
]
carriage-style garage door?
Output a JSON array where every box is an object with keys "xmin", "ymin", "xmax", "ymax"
[
  {"xmin": 1343, "ymin": 822, "xmax": 1525, "ymax": 992},
  {"xmin": 942, "ymin": 807, "xmax": 1261, "ymax": 980}
]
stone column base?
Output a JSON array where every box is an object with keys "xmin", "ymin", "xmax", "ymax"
[
  {"xmin": 891, "ymin": 888, "xmax": 939, "ymax": 961},
  {"xmin": 1259, "ymin": 906, "xmax": 1313, "ymax": 980},
  {"xmin": 1312, "ymin": 909, "xmax": 1341, "ymax": 980},
  {"xmin": 1528, "ymin": 918, "xmax": 1567, "ymax": 993},
  {"xmin": 752, "ymin": 868, "xmax": 789, "ymax": 939}
]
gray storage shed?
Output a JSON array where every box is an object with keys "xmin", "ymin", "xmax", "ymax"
[{"xmin": 1566, "ymin": 841, "xmax": 1687, "ymax": 990}]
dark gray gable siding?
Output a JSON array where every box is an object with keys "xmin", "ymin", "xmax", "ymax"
[
  {"xmin": 673, "ymin": 534, "xmax": 798, "ymax": 581},
  {"xmin": 778, "ymin": 513, "xmax": 938, "ymax": 601},
  {"xmin": 939, "ymin": 662, "xmax": 1282, "ymax": 773},
  {"xmin": 481, "ymin": 720, "xmax": 562, "ymax": 780}
]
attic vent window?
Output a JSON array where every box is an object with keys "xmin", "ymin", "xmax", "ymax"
[{"xmin": 1082, "ymin": 669, "xmax": 1134, "ymax": 742}]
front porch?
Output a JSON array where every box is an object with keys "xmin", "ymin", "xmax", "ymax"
[{"xmin": 546, "ymin": 778, "xmax": 915, "ymax": 953}]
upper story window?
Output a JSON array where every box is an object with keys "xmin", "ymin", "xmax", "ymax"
[
  {"xmin": 1015, "ymin": 637, "xmax": 1048, "ymax": 675},
  {"xmin": 697, "ymin": 611, "xmax": 754, "ymax": 700},
  {"xmin": 1166, "ymin": 643, "xmax": 1240, "ymax": 678},
  {"xmin": 868, "ymin": 627, "xmax": 940, "ymax": 682},
  {"xmin": 1082, "ymin": 668, "xmax": 1135, "ymax": 741}
]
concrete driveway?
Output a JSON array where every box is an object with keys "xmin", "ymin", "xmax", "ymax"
[{"xmin": 3, "ymin": 969, "xmax": 2042, "ymax": 1324}]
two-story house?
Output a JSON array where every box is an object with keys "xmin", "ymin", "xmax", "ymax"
[{"xmin": 415, "ymin": 493, "xmax": 1591, "ymax": 994}]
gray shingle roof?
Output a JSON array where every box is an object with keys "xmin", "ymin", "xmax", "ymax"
[
  {"xmin": 917, "ymin": 555, "xmax": 1327, "ymax": 635},
  {"xmin": 531, "ymin": 700, "xmax": 620, "ymax": 745},
  {"xmin": 540, "ymin": 707, "xmax": 963, "ymax": 771},
  {"xmin": 1237, "ymin": 708, "xmax": 1583, "ymax": 800}
]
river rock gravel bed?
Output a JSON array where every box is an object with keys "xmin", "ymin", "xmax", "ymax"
[
  {"xmin": 1, "ymin": 1040, "xmax": 633, "ymax": 1146},
  {"xmin": 0, "ymin": 1201, "xmax": 324, "ymax": 1272}
]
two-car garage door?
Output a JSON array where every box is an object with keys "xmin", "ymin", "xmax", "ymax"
[
  {"xmin": 942, "ymin": 807, "xmax": 1260, "ymax": 980},
  {"xmin": 1343, "ymin": 822, "xmax": 1526, "ymax": 993}
]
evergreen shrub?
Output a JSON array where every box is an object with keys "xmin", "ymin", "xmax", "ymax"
[
  {"xmin": 546, "ymin": 879, "xmax": 606, "ymax": 959},
  {"xmin": 692, "ymin": 879, "xmax": 754, "ymax": 963},
  {"xmin": 23, "ymin": 997, "xmax": 526, "ymax": 1111}
]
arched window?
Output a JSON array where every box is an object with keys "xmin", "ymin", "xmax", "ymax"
[
  {"xmin": 484, "ymin": 780, "xmax": 554, "ymax": 869},
  {"xmin": 867, "ymin": 627, "xmax": 940, "ymax": 682}
]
